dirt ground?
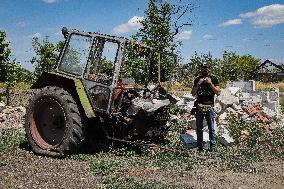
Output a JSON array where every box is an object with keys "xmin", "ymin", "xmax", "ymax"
[{"xmin": 1, "ymin": 144, "xmax": 283, "ymax": 189}]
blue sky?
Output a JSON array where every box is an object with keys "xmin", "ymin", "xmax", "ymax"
[{"xmin": 0, "ymin": 0, "xmax": 284, "ymax": 70}]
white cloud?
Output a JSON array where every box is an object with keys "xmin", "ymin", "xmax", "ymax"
[
  {"xmin": 219, "ymin": 19, "xmax": 242, "ymax": 27},
  {"xmin": 175, "ymin": 30, "xmax": 192, "ymax": 40},
  {"xmin": 16, "ymin": 21, "xmax": 29, "ymax": 28},
  {"xmin": 28, "ymin": 33, "xmax": 41, "ymax": 38},
  {"xmin": 113, "ymin": 16, "xmax": 144, "ymax": 34},
  {"xmin": 242, "ymin": 38, "xmax": 258, "ymax": 42},
  {"xmin": 203, "ymin": 34, "xmax": 213, "ymax": 39},
  {"xmin": 42, "ymin": 0, "xmax": 59, "ymax": 4},
  {"xmin": 240, "ymin": 4, "xmax": 284, "ymax": 28},
  {"xmin": 34, "ymin": 33, "xmax": 41, "ymax": 38}
]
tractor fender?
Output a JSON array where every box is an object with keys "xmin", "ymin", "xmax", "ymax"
[{"xmin": 31, "ymin": 72, "xmax": 96, "ymax": 118}]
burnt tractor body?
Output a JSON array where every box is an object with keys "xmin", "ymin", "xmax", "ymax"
[{"xmin": 25, "ymin": 27, "xmax": 176, "ymax": 157}]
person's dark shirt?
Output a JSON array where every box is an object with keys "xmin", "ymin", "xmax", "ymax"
[{"xmin": 193, "ymin": 75, "xmax": 219, "ymax": 105}]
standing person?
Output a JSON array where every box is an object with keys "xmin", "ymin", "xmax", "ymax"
[{"xmin": 191, "ymin": 63, "xmax": 221, "ymax": 154}]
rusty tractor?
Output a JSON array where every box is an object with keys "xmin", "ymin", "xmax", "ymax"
[{"xmin": 24, "ymin": 27, "xmax": 177, "ymax": 157}]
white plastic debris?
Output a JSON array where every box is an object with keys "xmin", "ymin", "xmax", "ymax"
[
  {"xmin": 131, "ymin": 97, "xmax": 170, "ymax": 113},
  {"xmin": 180, "ymin": 129, "xmax": 210, "ymax": 149}
]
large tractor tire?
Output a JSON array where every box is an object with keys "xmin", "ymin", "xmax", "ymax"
[{"xmin": 24, "ymin": 86, "xmax": 86, "ymax": 157}]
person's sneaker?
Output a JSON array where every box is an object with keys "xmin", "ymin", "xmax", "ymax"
[
  {"xmin": 210, "ymin": 148, "xmax": 216, "ymax": 158},
  {"xmin": 197, "ymin": 147, "xmax": 203, "ymax": 152},
  {"xmin": 210, "ymin": 151, "xmax": 216, "ymax": 159}
]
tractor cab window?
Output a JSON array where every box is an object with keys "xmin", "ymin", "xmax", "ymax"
[
  {"xmin": 88, "ymin": 39, "xmax": 118, "ymax": 85},
  {"xmin": 120, "ymin": 44, "xmax": 149, "ymax": 86},
  {"xmin": 120, "ymin": 44, "xmax": 177, "ymax": 86},
  {"xmin": 59, "ymin": 34, "xmax": 92, "ymax": 75}
]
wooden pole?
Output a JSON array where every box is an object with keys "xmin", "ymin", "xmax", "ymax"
[{"xmin": 158, "ymin": 52, "xmax": 161, "ymax": 84}]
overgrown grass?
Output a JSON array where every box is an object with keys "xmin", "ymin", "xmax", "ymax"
[
  {"xmin": 1, "ymin": 78, "xmax": 283, "ymax": 188},
  {"xmin": 0, "ymin": 130, "xmax": 26, "ymax": 166},
  {"xmin": 0, "ymin": 82, "xmax": 32, "ymax": 90},
  {"xmin": 99, "ymin": 176, "xmax": 181, "ymax": 189},
  {"xmin": 68, "ymin": 117, "xmax": 284, "ymax": 188},
  {"xmin": 1, "ymin": 117, "xmax": 283, "ymax": 188}
]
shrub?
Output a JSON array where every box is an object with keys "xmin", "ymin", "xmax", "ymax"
[{"xmin": 226, "ymin": 116, "xmax": 283, "ymax": 153}]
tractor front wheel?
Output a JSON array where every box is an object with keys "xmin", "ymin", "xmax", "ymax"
[{"xmin": 25, "ymin": 86, "xmax": 86, "ymax": 157}]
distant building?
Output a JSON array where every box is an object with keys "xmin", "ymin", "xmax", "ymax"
[{"xmin": 252, "ymin": 60, "xmax": 284, "ymax": 82}]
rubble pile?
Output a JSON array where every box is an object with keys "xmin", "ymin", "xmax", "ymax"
[
  {"xmin": 0, "ymin": 101, "xmax": 26, "ymax": 131},
  {"xmin": 178, "ymin": 80, "xmax": 283, "ymax": 148}
]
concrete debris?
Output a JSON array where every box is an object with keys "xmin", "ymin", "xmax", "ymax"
[
  {"xmin": 226, "ymin": 80, "xmax": 255, "ymax": 92},
  {"xmin": 214, "ymin": 102, "xmax": 222, "ymax": 114},
  {"xmin": 232, "ymin": 104, "xmax": 242, "ymax": 111},
  {"xmin": 0, "ymin": 104, "xmax": 25, "ymax": 131},
  {"xmin": 0, "ymin": 101, "xmax": 5, "ymax": 112},
  {"xmin": 217, "ymin": 88, "xmax": 239, "ymax": 106},
  {"xmin": 228, "ymin": 87, "xmax": 240, "ymax": 96},
  {"xmin": 262, "ymin": 106, "xmax": 277, "ymax": 118},
  {"xmin": 176, "ymin": 80, "xmax": 283, "ymax": 148},
  {"xmin": 171, "ymin": 94, "xmax": 181, "ymax": 103},
  {"xmin": 182, "ymin": 93, "xmax": 195, "ymax": 101},
  {"xmin": 217, "ymin": 126, "xmax": 235, "ymax": 146}
]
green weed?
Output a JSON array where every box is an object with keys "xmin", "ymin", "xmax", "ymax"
[
  {"xmin": 0, "ymin": 130, "xmax": 25, "ymax": 166},
  {"xmin": 99, "ymin": 176, "xmax": 183, "ymax": 189}
]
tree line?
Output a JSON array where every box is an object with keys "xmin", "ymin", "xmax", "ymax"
[
  {"xmin": 0, "ymin": 0, "xmax": 263, "ymax": 89},
  {"xmin": 0, "ymin": 29, "xmax": 262, "ymax": 88}
]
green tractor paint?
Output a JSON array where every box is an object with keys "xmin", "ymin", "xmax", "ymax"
[{"xmin": 24, "ymin": 27, "xmax": 177, "ymax": 157}]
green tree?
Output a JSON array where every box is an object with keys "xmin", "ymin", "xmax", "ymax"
[
  {"xmin": 186, "ymin": 51, "xmax": 261, "ymax": 83},
  {"xmin": 122, "ymin": 46, "xmax": 150, "ymax": 84},
  {"xmin": 0, "ymin": 30, "xmax": 31, "ymax": 103},
  {"xmin": 132, "ymin": 0, "xmax": 194, "ymax": 82},
  {"xmin": 188, "ymin": 52, "xmax": 216, "ymax": 77},
  {"xmin": 0, "ymin": 30, "xmax": 12, "ymax": 82},
  {"xmin": 31, "ymin": 36, "xmax": 64, "ymax": 78},
  {"xmin": 0, "ymin": 30, "xmax": 26, "ymax": 86},
  {"xmin": 220, "ymin": 51, "xmax": 261, "ymax": 81},
  {"xmin": 19, "ymin": 68, "xmax": 34, "ymax": 83}
]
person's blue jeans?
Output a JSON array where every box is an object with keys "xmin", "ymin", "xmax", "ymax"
[{"xmin": 195, "ymin": 106, "xmax": 216, "ymax": 151}]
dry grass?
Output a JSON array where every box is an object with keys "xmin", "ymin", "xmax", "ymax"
[
  {"xmin": 0, "ymin": 82, "xmax": 32, "ymax": 90},
  {"xmin": 256, "ymin": 81, "xmax": 284, "ymax": 92},
  {"xmin": 167, "ymin": 82, "xmax": 190, "ymax": 92}
]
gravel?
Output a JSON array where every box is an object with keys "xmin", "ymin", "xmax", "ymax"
[{"xmin": 0, "ymin": 149, "xmax": 101, "ymax": 189}]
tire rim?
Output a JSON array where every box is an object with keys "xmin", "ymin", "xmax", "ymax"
[{"xmin": 30, "ymin": 97, "xmax": 66, "ymax": 150}]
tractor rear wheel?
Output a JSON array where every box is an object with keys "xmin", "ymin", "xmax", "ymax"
[{"xmin": 25, "ymin": 86, "xmax": 86, "ymax": 157}]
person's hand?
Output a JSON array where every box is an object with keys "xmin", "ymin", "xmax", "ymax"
[
  {"xmin": 197, "ymin": 78, "xmax": 205, "ymax": 86},
  {"xmin": 204, "ymin": 77, "xmax": 212, "ymax": 85}
]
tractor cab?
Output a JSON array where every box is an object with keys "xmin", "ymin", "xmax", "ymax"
[{"xmin": 57, "ymin": 28, "xmax": 177, "ymax": 116}]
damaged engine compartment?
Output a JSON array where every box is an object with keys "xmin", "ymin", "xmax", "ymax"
[
  {"xmin": 109, "ymin": 84, "xmax": 174, "ymax": 140},
  {"xmin": 83, "ymin": 35, "xmax": 178, "ymax": 141}
]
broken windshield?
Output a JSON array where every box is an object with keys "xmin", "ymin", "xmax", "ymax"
[{"xmin": 59, "ymin": 34, "xmax": 92, "ymax": 75}]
